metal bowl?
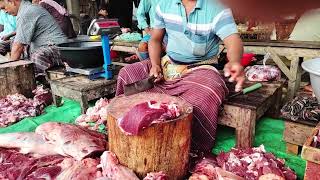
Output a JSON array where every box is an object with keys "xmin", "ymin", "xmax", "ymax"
[{"xmin": 57, "ymin": 41, "xmax": 104, "ymax": 69}]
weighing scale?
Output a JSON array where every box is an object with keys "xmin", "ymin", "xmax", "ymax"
[{"xmin": 66, "ymin": 19, "xmax": 121, "ymax": 80}]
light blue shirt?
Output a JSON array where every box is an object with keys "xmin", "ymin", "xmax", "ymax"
[
  {"xmin": 136, "ymin": 0, "xmax": 160, "ymax": 30},
  {"xmin": 0, "ymin": 10, "xmax": 16, "ymax": 38},
  {"xmin": 154, "ymin": 0, "xmax": 238, "ymax": 63}
]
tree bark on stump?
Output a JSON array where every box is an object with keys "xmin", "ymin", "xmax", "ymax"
[
  {"xmin": 107, "ymin": 92, "xmax": 193, "ymax": 180},
  {"xmin": 0, "ymin": 61, "xmax": 36, "ymax": 98}
]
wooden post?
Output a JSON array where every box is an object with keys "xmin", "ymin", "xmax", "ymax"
[
  {"xmin": 66, "ymin": 0, "xmax": 80, "ymax": 33},
  {"xmin": 0, "ymin": 60, "xmax": 36, "ymax": 98},
  {"xmin": 107, "ymin": 93, "xmax": 193, "ymax": 180}
]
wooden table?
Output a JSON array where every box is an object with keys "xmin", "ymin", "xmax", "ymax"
[
  {"xmin": 110, "ymin": 40, "xmax": 320, "ymax": 100},
  {"xmin": 50, "ymin": 75, "xmax": 117, "ymax": 113},
  {"xmin": 219, "ymin": 81, "xmax": 283, "ymax": 148},
  {"xmin": 242, "ymin": 40, "xmax": 320, "ymax": 100}
]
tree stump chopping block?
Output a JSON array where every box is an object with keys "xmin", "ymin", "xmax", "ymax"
[
  {"xmin": 0, "ymin": 60, "xmax": 35, "ymax": 98},
  {"xmin": 107, "ymin": 92, "xmax": 193, "ymax": 180}
]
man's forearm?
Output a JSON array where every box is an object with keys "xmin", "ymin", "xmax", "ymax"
[
  {"xmin": 224, "ymin": 34, "xmax": 243, "ymax": 63},
  {"xmin": 10, "ymin": 42, "xmax": 24, "ymax": 61},
  {"xmin": 148, "ymin": 38, "xmax": 162, "ymax": 66}
]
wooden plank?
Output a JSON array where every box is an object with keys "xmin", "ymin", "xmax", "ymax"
[
  {"xmin": 266, "ymin": 47, "xmax": 293, "ymax": 80},
  {"xmin": 283, "ymin": 121, "xmax": 315, "ymax": 146},
  {"xmin": 235, "ymin": 108, "xmax": 256, "ymax": 148},
  {"xmin": 242, "ymin": 40, "xmax": 320, "ymax": 49},
  {"xmin": 286, "ymin": 143, "xmax": 299, "ymax": 155},
  {"xmin": 219, "ymin": 106, "xmax": 240, "ymax": 128},
  {"xmin": 111, "ymin": 45, "xmax": 138, "ymax": 54},
  {"xmin": 0, "ymin": 60, "xmax": 36, "ymax": 98}
]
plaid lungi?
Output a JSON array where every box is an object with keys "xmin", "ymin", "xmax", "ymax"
[
  {"xmin": 0, "ymin": 40, "xmax": 12, "ymax": 56},
  {"xmin": 116, "ymin": 59, "xmax": 228, "ymax": 152},
  {"xmin": 30, "ymin": 46, "xmax": 63, "ymax": 76}
]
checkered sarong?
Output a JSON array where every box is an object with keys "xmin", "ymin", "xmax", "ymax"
[{"xmin": 30, "ymin": 46, "xmax": 63, "ymax": 76}]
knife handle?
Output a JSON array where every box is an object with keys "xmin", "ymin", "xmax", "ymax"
[{"xmin": 243, "ymin": 83, "xmax": 262, "ymax": 94}]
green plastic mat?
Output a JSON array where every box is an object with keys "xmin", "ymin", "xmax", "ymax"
[{"xmin": 0, "ymin": 99, "xmax": 306, "ymax": 179}]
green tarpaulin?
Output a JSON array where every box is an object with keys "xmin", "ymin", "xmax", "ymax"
[{"xmin": 0, "ymin": 99, "xmax": 306, "ymax": 179}]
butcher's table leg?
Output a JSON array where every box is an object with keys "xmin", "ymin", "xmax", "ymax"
[
  {"xmin": 235, "ymin": 108, "xmax": 256, "ymax": 148},
  {"xmin": 80, "ymin": 94, "xmax": 89, "ymax": 114},
  {"xmin": 287, "ymin": 57, "xmax": 302, "ymax": 100},
  {"xmin": 53, "ymin": 95, "xmax": 62, "ymax": 107}
]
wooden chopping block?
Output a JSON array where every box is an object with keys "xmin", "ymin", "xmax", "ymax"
[
  {"xmin": 107, "ymin": 92, "xmax": 193, "ymax": 180},
  {"xmin": 0, "ymin": 60, "xmax": 36, "ymax": 98}
]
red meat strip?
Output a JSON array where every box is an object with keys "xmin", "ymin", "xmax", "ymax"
[
  {"xmin": 118, "ymin": 101, "xmax": 180, "ymax": 135},
  {"xmin": 35, "ymin": 122, "xmax": 107, "ymax": 161},
  {"xmin": 0, "ymin": 148, "xmax": 64, "ymax": 180},
  {"xmin": 99, "ymin": 151, "xmax": 139, "ymax": 180},
  {"xmin": 143, "ymin": 171, "xmax": 168, "ymax": 180},
  {"xmin": 216, "ymin": 145, "xmax": 297, "ymax": 180}
]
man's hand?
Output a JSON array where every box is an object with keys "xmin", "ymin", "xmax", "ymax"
[
  {"xmin": 144, "ymin": 27, "xmax": 151, "ymax": 35},
  {"xmin": 1, "ymin": 35, "xmax": 9, "ymax": 41},
  {"xmin": 224, "ymin": 61, "xmax": 245, "ymax": 92},
  {"xmin": 149, "ymin": 64, "xmax": 163, "ymax": 82}
]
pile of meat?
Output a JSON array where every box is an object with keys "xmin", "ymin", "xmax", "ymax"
[
  {"xmin": 312, "ymin": 129, "xmax": 320, "ymax": 148},
  {"xmin": 245, "ymin": 65, "xmax": 281, "ymax": 82},
  {"xmin": 189, "ymin": 154, "xmax": 244, "ymax": 180},
  {"xmin": 76, "ymin": 98, "xmax": 109, "ymax": 131},
  {"xmin": 0, "ymin": 122, "xmax": 169, "ymax": 180},
  {"xmin": 118, "ymin": 101, "xmax": 181, "ymax": 135},
  {"xmin": 0, "ymin": 85, "xmax": 52, "ymax": 127},
  {"xmin": 215, "ymin": 145, "xmax": 297, "ymax": 180}
]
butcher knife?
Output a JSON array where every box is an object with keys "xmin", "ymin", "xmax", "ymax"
[
  {"xmin": 124, "ymin": 75, "xmax": 156, "ymax": 96},
  {"xmin": 228, "ymin": 83, "xmax": 263, "ymax": 98}
]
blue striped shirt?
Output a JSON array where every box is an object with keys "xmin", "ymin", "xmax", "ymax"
[{"xmin": 154, "ymin": 0, "xmax": 238, "ymax": 63}]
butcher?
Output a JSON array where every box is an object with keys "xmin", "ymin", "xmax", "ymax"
[
  {"xmin": 4, "ymin": 0, "xmax": 66, "ymax": 82},
  {"xmin": 116, "ymin": 0, "xmax": 244, "ymax": 152}
]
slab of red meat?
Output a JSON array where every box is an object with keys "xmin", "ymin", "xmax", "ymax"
[
  {"xmin": 0, "ymin": 148, "xmax": 64, "ymax": 180},
  {"xmin": 99, "ymin": 151, "xmax": 139, "ymax": 180},
  {"xmin": 118, "ymin": 101, "xmax": 180, "ymax": 135},
  {"xmin": 216, "ymin": 145, "xmax": 297, "ymax": 180},
  {"xmin": 35, "ymin": 122, "xmax": 107, "ymax": 161},
  {"xmin": 57, "ymin": 158, "xmax": 101, "ymax": 180},
  {"xmin": 143, "ymin": 171, "xmax": 168, "ymax": 180},
  {"xmin": 0, "ymin": 132, "xmax": 60, "ymax": 157}
]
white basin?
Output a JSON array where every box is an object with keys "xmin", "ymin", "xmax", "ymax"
[{"xmin": 302, "ymin": 58, "xmax": 320, "ymax": 103}]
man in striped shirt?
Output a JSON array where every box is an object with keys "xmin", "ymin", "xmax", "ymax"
[{"xmin": 116, "ymin": 0, "xmax": 244, "ymax": 152}]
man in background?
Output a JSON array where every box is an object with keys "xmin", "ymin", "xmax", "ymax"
[
  {"xmin": 0, "ymin": 1, "xmax": 16, "ymax": 56},
  {"xmin": 4, "ymin": 0, "xmax": 67, "ymax": 81}
]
